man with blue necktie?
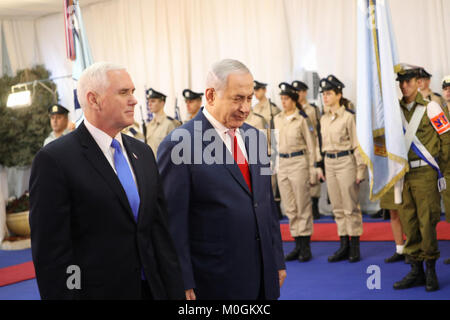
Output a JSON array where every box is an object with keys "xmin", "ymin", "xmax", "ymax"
[
  {"xmin": 158, "ymin": 59, "xmax": 286, "ymax": 300},
  {"xmin": 29, "ymin": 62, "xmax": 184, "ymax": 300}
]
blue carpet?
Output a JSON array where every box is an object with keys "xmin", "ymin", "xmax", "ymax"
[
  {"xmin": 0, "ymin": 249, "xmax": 32, "ymax": 268},
  {"xmin": 280, "ymin": 241, "xmax": 450, "ymax": 300},
  {"xmin": 1, "ymin": 242, "xmax": 450, "ymax": 300}
]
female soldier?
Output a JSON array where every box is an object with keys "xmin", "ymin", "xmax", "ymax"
[
  {"xmin": 275, "ymin": 82, "xmax": 319, "ymax": 262},
  {"xmin": 319, "ymin": 75, "xmax": 366, "ymax": 263}
]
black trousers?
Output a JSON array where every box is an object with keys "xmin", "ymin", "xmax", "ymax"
[{"xmin": 141, "ymin": 280, "xmax": 154, "ymax": 300}]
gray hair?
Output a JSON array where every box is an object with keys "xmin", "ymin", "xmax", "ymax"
[
  {"xmin": 76, "ymin": 62, "xmax": 126, "ymax": 109},
  {"xmin": 205, "ymin": 59, "xmax": 252, "ymax": 94}
]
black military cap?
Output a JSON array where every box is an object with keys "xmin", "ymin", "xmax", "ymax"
[
  {"xmin": 319, "ymin": 75, "xmax": 345, "ymax": 92},
  {"xmin": 443, "ymin": 75, "xmax": 450, "ymax": 89},
  {"xmin": 292, "ymin": 80, "xmax": 309, "ymax": 91},
  {"xmin": 254, "ymin": 80, "xmax": 267, "ymax": 90},
  {"xmin": 48, "ymin": 104, "xmax": 69, "ymax": 115},
  {"xmin": 146, "ymin": 88, "xmax": 166, "ymax": 101},
  {"xmin": 418, "ymin": 68, "xmax": 432, "ymax": 79},
  {"xmin": 279, "ymin": 82, "xmax": 299, "ymax": 100},
  {"xmin": 395, "ymin": 63, "xmax": 421, "ymax": 81},
  {"xmin": 182, "ymin": 89, "xmax": 203, "ymax": 100}
]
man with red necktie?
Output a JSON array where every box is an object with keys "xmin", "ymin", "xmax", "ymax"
[{"xmin": 158, "ymin": 59, "xmax": 286, "ymax": 300}]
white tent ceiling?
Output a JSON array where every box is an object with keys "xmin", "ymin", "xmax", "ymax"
[{"xmin": 0, "ymin": 0, "xmax": 105, "ymax": 19}]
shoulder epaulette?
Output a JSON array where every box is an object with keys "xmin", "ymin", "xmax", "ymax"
[
  {"xmin": 299, "ymin": 110, "xmax": 308, "ymax": 118},
  {"xmin": 345, "ymin": 108, "xmax": 355, "ymax": 115},
  {"xmin": 167, "ymin": 116, "xmax": 174, "ymax": 121},
  {"xmin": 253, "ymin": 112, "xmax": 264, "ymax": 119}
]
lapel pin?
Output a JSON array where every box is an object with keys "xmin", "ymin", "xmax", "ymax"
[{"xmin": 133, "ymin": 153, "xmax": 138, "ymax": 159}]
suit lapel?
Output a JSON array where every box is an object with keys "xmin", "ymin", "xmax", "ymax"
[
  {"xmin": 76, "ymin": 123, "xmax": 136, "ymax": 223},
  {"xmin": 197, "ymin": 111, "xmax": 252, "ymax": 196}
]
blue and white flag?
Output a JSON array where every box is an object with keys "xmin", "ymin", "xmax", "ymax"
[
  {"xmin": 356, "ymin": 0, "xmax": 408, "ymax": 200},
  {"xmin": 65, "ymin": 0, "xmax": 93, "ymax": 126}
]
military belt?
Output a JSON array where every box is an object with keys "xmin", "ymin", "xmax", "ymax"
[
  {"xmin": 279, "ymin": 150, "xmax": 305, "ymax": 158},
  {"xmin": 409, "ymin": 159, "xmax": 429, "ymax": 169},
  {"xmin": 325, "ymin": 150, "xmax": 354, "ymax": 158}
]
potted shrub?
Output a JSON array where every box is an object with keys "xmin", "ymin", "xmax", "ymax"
[{"xmin": 6, "ymin": 192, "xmax": 30, "ymax": 237}]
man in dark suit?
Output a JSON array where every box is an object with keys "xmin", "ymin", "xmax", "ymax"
[
  {"xmin": 29, "ymin": 62, "xmax": 184, "ymax": 300},
  {"xmin": 157, "ymin": 59, "xmax": 286, "ymax": 300}
]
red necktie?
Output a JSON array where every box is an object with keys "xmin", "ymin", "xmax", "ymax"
[{"xmin": 227, "ymin": 129, "xmax": 252, "ymax": 192}]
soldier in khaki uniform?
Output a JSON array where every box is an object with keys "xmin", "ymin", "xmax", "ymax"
[
  {"xmin": 292, "ymin": 80, "xmax": 323, "ymax": 219},
  {"xmin": 275, "ymin": 83, "xmax": 319, "ymax": 262},
  {"xmin": 319, "ymin": 76, "xmax": 366, "ymax": 263},
  {"xmin": 253, "ymin": 80, "xmax": 282, "ymax": 218},
  {"xmin": 245, "ymin": 110, "xmax": 267, "ymax": 130},
  {"xmin": 439, "ymin": 75, "xmax": 450, "ymax": 265},
  {"xmin": 43, "ymin": 104, "xmax": 73, "ymax": 146},
  {"xmin": 122, "ymin": 122, "xmax": 145, "ymax": 142},
  {"xmin": 392, "ymin": 65, "xmax": 450, "ymax": 292},
  {"xmin": 417, "ymin": 68, "xmax": 446, "ymax": 108},
  {"xmin": 145, "ymin": 88, "xmax": 181, "ymax": 157},
  {"xmin": 321, "ymin": 75, "xmax": 355, "ymax": 113},
  {"xmin": 183, "ymin": 89, "xmax": 203, "ymax": 121}
]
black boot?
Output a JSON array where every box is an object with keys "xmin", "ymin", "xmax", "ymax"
[
  {"xmin": 348, "ymin": 236, "xmax": 361, "ymax": 263},
  {"xmin": 393, "ymin": 260, "xmax": 426, "ymax": 289},
  {"xmin": 298, "ymin": 236, "xmax": 312, "ymax": 262},
  {"xmin": 328, "ymin": 236, "xmax": 349, "ymax": 262},
  {"xmin": 385, "ymin": 252, "xmax": 405, "ymax": 263},
  {"xmin": 312, "ymin": 198, "xmax": 320, "ymax": 220},
  {"xmin": 425, "ymin": 259, "xmax": 439, "ymax": 292},
  {"xmin": 285, "ymin": 237, "xmax": 301, "ymax": 261}
]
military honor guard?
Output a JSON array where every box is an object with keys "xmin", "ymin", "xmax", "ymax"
[
  {"xmin": 417, "ymin": 68, "xmax": 446, "ymax": 108},
  {"xmin": 292, "ymin": 80, "xmax": 323, "ymax": 219},
  {"xmin": 275, "ymin": 82, "xmax": 318, "ymax": 262},
  {"xmin": 439, "ymin": 75, "xmax": 450, "ymax": 265},
  {"xmin": 145, "ymin": 88, "xmax": 181, "ymax": 157},
  {"xmin": 253, "ymin": 80, "xmax": 281, "ymax": 124},
  {"xmin": 183, "ymin": 89, "xmax": 203, "ymax": 121},
  {"xmin": 392, "ymin": 64, "xmax": 450, "ymax": 292},
  {"xmin": 319, "ymin": 76, "xmax": 366, "ymax": 263},
  {"xmin": 43, "ymin": 104, "xmax": 73, "ymax": 146}
]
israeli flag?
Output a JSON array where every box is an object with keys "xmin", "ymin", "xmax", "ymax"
[{"xmin": 356, "ymin": 0, "xmax": 408, "ymax": 200}]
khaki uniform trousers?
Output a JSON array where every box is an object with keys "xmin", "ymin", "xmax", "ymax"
[
  {"xmin": 325, "ymin": 154, "xmax": 363, "ymax": 236},
  {"xmin": 277, "ymin": 155, "xmax": 313, "ymax": 236},
  {"xmin": 310, "ymin": 180, "xmax": 321, "ymax": 198},
  {"xmin": 399, "ymin": 166, "xmax": 441, "ymax": 261}
]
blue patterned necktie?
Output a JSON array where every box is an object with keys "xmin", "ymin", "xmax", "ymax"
[{"xmin": 111, "ymin": 138, "xmax": 140, "ymax": 221}]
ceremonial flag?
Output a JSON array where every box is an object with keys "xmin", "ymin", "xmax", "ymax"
[
  {"xmin": 356, "ymin": 0, "xmax": 408, "ymax": 200},
  {"xmin": 64, "ymin": 0, "xmax": 93, "ymax": 126}
]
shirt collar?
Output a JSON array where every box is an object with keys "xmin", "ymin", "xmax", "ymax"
[
  {"xmin": 327, "ymin": 105, "xmax": 345, "ymax": 118},
  {"xmin": 84, "ymin": 119, "xmax": 124, "ymax": 154},
  {"xmin": 203, "ymin": 106, "xmax": 231, "ymax": 135}
]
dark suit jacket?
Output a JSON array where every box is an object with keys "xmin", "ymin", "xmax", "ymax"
[
  {"xmin": 29, "ymin": 122, "xmax": 184, "ymax": 300},
  {"xmin": 157, "ymin": 110, "xmax": 286, "ymax": 300}
]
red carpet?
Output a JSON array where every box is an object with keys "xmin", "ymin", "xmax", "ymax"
[
  {"xmin": 0, "ymin": 261, "xmax": 35, "ymax": 287},
  {"xmin": 281, "ymin": 221, "xmax": 450, "ymax": 242}
]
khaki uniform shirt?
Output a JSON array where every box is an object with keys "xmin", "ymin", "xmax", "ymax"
[
  {"xmin": 302, "ymin": 103, "xmax": 321, "ymax": 161},
  {"xmin": 320, "ymin": 105, "xmax": 366, "ymax": 180},
  {"xmin": 122, "ymin": 122, "xmax": 145, "ymax": 141},
  {"xmin": 43, "ymin": 128, "xmax": 70, "ymax": 146},
  {"xmin": 422, "ymin": 91, "xmax": 446, "ymax": 109},
  {"xmin": 253, "ymin": 99, "xmax": 281, "ymax": 127},
  {"xmin": 245, "ymin": 110, "xmax": 267, "ymax": 130},
  {"xmin": 274, "ymin": 111, "xmax": 317, "ymax": 182},
  {"xmin": 146, "ymin": 114, "xmax": 181, "ymax": 156}
]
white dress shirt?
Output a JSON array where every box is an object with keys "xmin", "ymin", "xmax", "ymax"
[
  {"xmin": 203, "ymin": 107, "xmax": 248, "ymax": 161},
  {"xmin": 84, "ymin": 119, "xmax": 138, "ymax": 188}
]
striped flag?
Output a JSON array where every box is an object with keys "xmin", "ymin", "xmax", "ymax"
[
  {"xmin": 356, "ymin": 0, "xmax": 408, "ymax": 200},
  {"xmin": 64, "ymin": 0, "xmax": 93, "ymax": 126}
]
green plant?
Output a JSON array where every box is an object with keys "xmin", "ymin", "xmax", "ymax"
[
  {"xmin": 0, "ymin": 65, "xmax": 57, "ymax": 167},
  {"xmin": 6, "ymin": 192, "xmax": 29, "ymax": 214}
]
